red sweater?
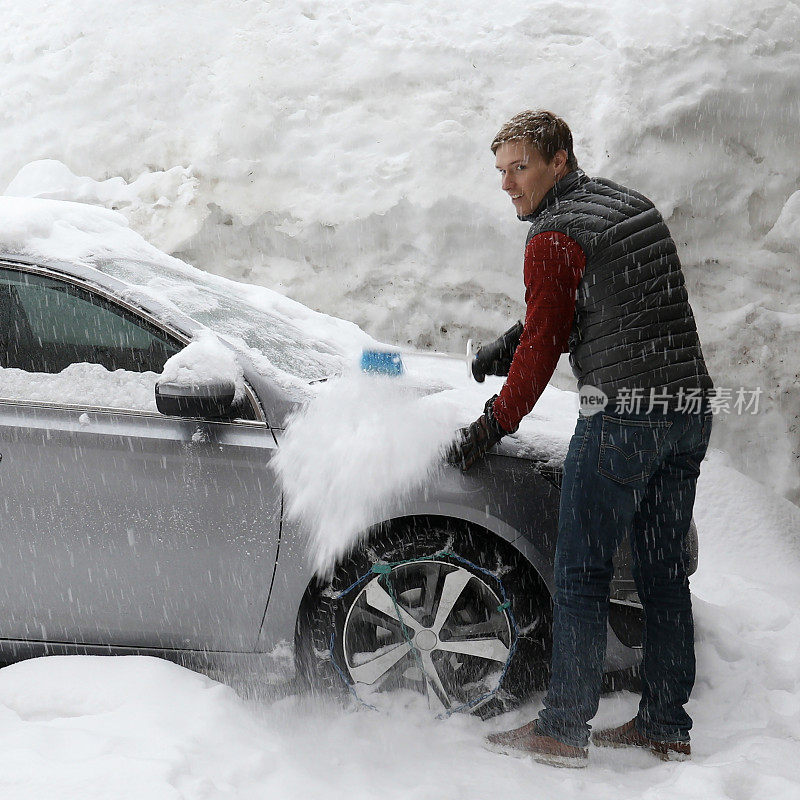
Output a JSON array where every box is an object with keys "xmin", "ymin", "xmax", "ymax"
[{"xmin": 492, "ymin": 231, "xmax": 587, "ymax": 434}]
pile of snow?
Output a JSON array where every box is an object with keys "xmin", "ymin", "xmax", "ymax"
[
  {"xmin": 0, "ymin": 657, "xmax": 273, "ymax": 798},
  {"xmin": 5, "ymin": 160, "xmax": 201, "ymax": 255},
  {"xmin": 0, "ymin": 453, "xmax": 797, "ymax": 798},
  {"xmin": 0, "ymin": 195, "xmax": 166, "ymax": 267}
]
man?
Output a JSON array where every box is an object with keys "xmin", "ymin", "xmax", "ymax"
[{"xmin": 451, "ymin": 110, "xmax": 713, "ymax": 768}]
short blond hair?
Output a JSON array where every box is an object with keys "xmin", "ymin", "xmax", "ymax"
[{"xmin": 491, "ymin": 110, "xmax": 578, "ymax": 171}]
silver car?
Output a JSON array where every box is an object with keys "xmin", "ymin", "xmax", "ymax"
[{"xmin": 0, "ymin": 247, "xmax": 691, "ymax": 715}]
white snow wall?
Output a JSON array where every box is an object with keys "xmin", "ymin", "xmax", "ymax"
[{"xmin": 2, "ymin": 0, "xmax": 799, "ymax": 504}]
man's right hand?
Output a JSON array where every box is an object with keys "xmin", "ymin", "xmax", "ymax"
[
  {"xmin": 446, "ymin": 395, "xmax": 507, "ymax": 471},
  {"xmin": 471, "ymin": 321, "xmax": 524, "ymax": 382}
]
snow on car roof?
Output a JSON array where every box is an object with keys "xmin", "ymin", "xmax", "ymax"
[{"xmin": 0, "ymin": 196, "xmax": 375, "ymax": 392}]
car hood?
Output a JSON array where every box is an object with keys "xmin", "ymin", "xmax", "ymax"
[{"xmin": 373, "ymin": 350, "xmax": 577, "ymax": 468}]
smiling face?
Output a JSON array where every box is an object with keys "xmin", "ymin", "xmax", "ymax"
[{"xmin": 495, "ymin": 140, "xmax": 569, "ymax": 217}]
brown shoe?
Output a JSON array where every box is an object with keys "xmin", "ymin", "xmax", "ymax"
[
  {"xmin": 592, "ymin": 718, "xmax": 691, "ymax": 761},
  {"xmin": 486, "ymin": 720, "xmax": 588, "ymax": 769}
]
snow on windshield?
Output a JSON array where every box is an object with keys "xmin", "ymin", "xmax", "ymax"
[{"xmin": 94, "ymin": 253, "xmax": 375, "ymax": 388}]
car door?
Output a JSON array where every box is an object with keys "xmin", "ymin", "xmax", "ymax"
[{"xmin": 0, "ymin": 263, "xmax": 281, "ymax": 652}]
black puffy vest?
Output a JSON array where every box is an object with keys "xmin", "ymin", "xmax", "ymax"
[{"xmin": 522, "ymin": 169, "xmax": 713, "ymax": 405}]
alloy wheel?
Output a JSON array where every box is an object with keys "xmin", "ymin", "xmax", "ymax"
[{"xmin": 341, "ymin": 559, "xmax": 513, "ymax": 713}]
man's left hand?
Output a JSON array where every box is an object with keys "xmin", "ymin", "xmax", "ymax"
[{"xmin": 447, "ymin": 395, "xmax": 508, "ymax": 471}]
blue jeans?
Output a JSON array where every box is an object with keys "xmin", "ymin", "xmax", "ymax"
[{"xmin": 536, "ymin": 409, "xmax": 712, "ymax": 748}]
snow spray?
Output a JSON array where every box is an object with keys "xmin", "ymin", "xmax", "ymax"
[{"xmin": 271, "ymin": 369, "xmax": 460, "ymax": 577}]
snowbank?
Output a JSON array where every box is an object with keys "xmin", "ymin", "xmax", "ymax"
[
  {"xmin": 2, "ymin": 0, "xmax": 797, "ymax": 504},
  {"xmin": 0, "ymin": 454, "xmax": 797, "ymax": 799},
  {"xmin": 0, "ymin": 656, "xmax": 274, "ymax": 799}
]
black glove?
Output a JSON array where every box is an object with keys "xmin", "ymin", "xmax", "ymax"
[
  {"xmin": 472, "ymin": 321, "xmax": 523, "ymax": 383},
  {"xmin": 447, "ymin": 395, "xmax": 508, "ymax": 471}
]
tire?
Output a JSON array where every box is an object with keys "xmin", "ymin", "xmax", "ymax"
[{"xmin": 295, "ymin": 518, "xmax": 552, "ymax": 717}]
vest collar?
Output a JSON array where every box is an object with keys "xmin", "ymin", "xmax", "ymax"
[{"xmin": 519, "ymin": 168, "xmax": 587, "ymax": 222}]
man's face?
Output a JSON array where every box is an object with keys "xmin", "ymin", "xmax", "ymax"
[{"xmin": 495, "ymin": 140, "xmax": 562, "ymax": 217}]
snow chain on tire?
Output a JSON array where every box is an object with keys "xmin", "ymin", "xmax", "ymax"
[{"xmin": 326, "ymin": 549, "xmax": 519, "ymax": 718}]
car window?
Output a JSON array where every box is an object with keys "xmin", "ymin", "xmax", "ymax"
[{"xmin": 0, "ymin": 267, "xmax": 182, "ymax": 374}]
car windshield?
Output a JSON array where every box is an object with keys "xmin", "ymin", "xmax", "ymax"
[{"xmin": 91, "ymin": 256, "xmax": 373, "ymax": 385}]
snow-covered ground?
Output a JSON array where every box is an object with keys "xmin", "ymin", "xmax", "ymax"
[
  {"xmin": 0, "ymin": 452, "xmax": 797, "ymax": 800},
  {"xmin": 2, "ymin": 0, "xmax": 798, "ymax": 505}
]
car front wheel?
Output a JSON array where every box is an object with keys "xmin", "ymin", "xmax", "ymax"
[{"xmin": 296, "ymin": 519, "xmax": 552, "ymax": 717}]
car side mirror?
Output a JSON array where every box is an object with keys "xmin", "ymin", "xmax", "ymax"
[{"xmin": 155, "ymin": 378, "xmax": 236, "ymax": 419}]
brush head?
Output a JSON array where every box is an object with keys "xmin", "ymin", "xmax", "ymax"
[{"xmin": 360, "ymin": 349, "xmax": 405, "ymax": 376}]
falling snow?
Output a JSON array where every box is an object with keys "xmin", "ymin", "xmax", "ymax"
[{"xmin": 0, "ymin": 0, "xmax": 798, "ymax": 798}]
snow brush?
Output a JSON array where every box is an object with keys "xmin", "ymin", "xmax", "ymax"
[{"xmin": 360, "ymin": 349, "xmax": 405, "ymax": 376}]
